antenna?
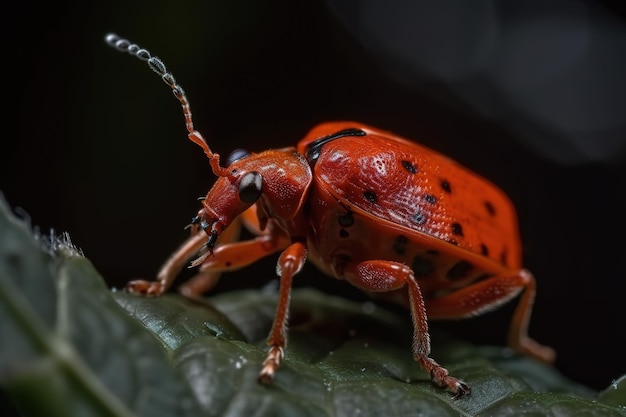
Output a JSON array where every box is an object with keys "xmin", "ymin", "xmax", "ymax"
[{"xmin": 104, "ymin": 34, "xmax": 230, "ymax": 177}]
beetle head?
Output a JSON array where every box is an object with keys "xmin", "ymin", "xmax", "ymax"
[{"xmin": 196, "ymin": 148, "xmax": 312, "ymax": 250}]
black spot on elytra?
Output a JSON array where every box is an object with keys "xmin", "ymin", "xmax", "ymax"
[
  {"xmin": 480, "ymin": 244, "xmax": 489, "ymax": 256},
  {"xmin": 411, "ymin": 212, "xmax": 426, "ymax": 225},
  {"xmin": 393, "ymin": 235, "xmax": 408, "ymax": 255},
  {"xmin": 441, "ymin": 180, "xmax": 451, "ymax": 193},
  {"xmin": 426, "ymin": 249, "xmax": 439, "ymax": 256},
  {"xmin": 401, "ymin": 160, "xmax": 417, "ymax": 174},
  {"xmin": 339, "ymin": 229, "xmax": 349, "ymax": 238},
  {"xmin": 475, "ymin": 273, "xmax": 492, "ymax": 283},
  {"xmin": 451, "ymin": 222, "xmax": 464, "ymax": 236},
  {"xmin": 500, "ymin": 248, "xmax": 508, "ymax": 265},
  {"xmin": 333, "ymin": 253, "xmax": 352, "ymax": 275},
  {"xmin": 424, "ymin": 194, "xmax": 437, "ymax": 204},
  {"xmin": 338, "ymin": 212, "xmax": 354, "ymax": 227},
  {"xmin": 225, "ymin": 261, "xmax": 232, "ymax": 267},
  {"xmin": 363, "ymin": 190, "xmax": 377, "ymax": 203},
  {"xmin": 412, "ymin": 256, "xmax": 434, "ymax": 278},
  {"xmin": 446, "ymin": 260, "xmax": 473, "ymax": 280},
  {"xmin": 484, "ymin": 201, "xmax": 496, "ymax": 216}
]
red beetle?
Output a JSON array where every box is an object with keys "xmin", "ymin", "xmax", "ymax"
[{"xmin": 106, "ymin": 34, "xmax": 555, "ymax": 398}]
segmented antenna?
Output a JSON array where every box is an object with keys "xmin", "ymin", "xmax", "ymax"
[{"xmin": 104, "ymin": 33, "xmax": 230, "ymax": 178}]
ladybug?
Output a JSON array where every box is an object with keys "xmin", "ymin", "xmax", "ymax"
[{"xmin": 105, "ymin": 34, "xmax": 555, "ymax": 398}]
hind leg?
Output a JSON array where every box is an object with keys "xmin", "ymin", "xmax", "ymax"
[{"xmin": 344, "ymin": 260, "xmax": 470, "ymax": 398}]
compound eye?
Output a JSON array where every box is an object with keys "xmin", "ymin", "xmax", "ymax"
[
  {"xmin": 227, "ymin": 148, "xmax": 250, "ymax": 165},
  {"xmin": 237, "ymin": 171, "xmax": 263, "ymax": 203}
]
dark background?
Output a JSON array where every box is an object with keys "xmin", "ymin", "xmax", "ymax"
[{"xmin": 3, "ymin": 1, "xmax": 625, "ymax": 412}]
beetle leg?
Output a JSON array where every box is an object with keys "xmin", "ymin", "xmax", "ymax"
[
  {"xmin": 180, "ymin": 232, "xmax": 288, "ymax": 296},
  {"xmin": 258, "ymin": 241, "xmax": 307, "ymax": 385},
  {"xmin": 425, "ymin": 268, "xmax": 555, "ymax": 363},
  {"xmin": 126, "ymin": 209, "xmax": 256, "ymax": 296},
  {"xmin": 126, "ymin": 230, "xmax": 209, "ymax": 296},
  {"xmin": 347, "ymin": 260, "xmax": 470, "ymax": 398}
]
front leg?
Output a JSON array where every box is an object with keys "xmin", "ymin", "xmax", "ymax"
[
  {"xmin": 126, "ymin": 209, "xmax": 284, "ymax": 296},
  {"xmin": 258, "ymin": 241, "xmax": 307, "ymax": 384},
  {"xmin": 345, "ymin": 260, "xmax": 470, "ymax": 398},
  {"xmin": 126, "ymin": 211, "xmax": 246, "ymax": 296},
  {"xmin": 126, "ymin": 231, "xmax": 209, "ymax": 296},
  {"xmin": 180, "ymin": 233, "xmax": 287, "ymax": 296}
]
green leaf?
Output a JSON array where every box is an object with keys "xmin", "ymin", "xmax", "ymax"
[
  {"xmin": 115, "ymin": 289, "xmax": 626, "ymax": 417},
  {"xmin": 1, "ymin": 194, "xmax": 625, "ymax": 417},
  {"xmin": 0, "ymin": 196, "xmax": 202, "ymax": 417}
]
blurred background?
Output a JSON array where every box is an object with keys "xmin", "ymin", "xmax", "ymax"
[{"xmin": 3, "ymin": 0, "xmax": 625, "ymax": 408}]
